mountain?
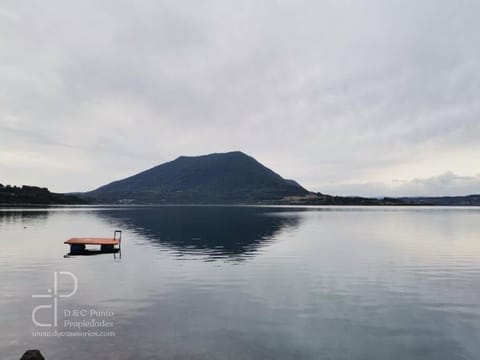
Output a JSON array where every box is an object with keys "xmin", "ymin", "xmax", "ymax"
[
  {"xmin": 86, "ymin": 151, "xmax": 309, "ymax": 204},
  {"xmin": 0, "ymin": 184, "xmax": 87, "ymax": 205}
]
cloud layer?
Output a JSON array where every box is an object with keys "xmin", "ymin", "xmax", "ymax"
[
  {"xmin": 1, "ymin": 0, "xmax": 479, "ymax": 195},
  {"xmin": 322, "ymin": 172, "xmax": 480, "ymax": 197}
]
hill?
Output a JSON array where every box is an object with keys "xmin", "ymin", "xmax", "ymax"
[
  {"xmin": 0, "ymin": 184, "xmax": 87, "ymax": 205},
  {"xmin": 86, "ymin": 151, "xmax": 309, "ymax": 204},
  {"xmin": 266, "ymin": 193, "xmax": 480, "ymax": 206},
  {"xmin": 398, "ymin": 194, "xmax": 480, "ymax": 206}
]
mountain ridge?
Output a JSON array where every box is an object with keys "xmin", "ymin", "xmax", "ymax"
[
  {"xmin": 80, "ymin": 151, "xmax": 480, "ymax": 206},
  {"xmin": 86, "ymin": 151, "xmax": 309, "ymax": 204}
]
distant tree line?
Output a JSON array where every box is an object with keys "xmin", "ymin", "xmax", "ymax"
[{"xmin": 0, "ymin": 184, "xmax": 87, "ymax": 204}]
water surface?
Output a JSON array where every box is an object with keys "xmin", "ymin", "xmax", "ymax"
[{"xmin": 1, "ymin": 206, "xmax": 480, "ymax": 359}]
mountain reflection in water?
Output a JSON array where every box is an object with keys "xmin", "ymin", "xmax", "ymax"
[
  {"xmin": 99, "ymin": 206, "xmax": 302, "ymax": 259},
  {"xmin": 0, "ymin": 209, "xmax": 49, "ymax": 226}
]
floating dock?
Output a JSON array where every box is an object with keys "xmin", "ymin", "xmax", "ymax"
[{"xmin": 65, "ymin": 230, "xmax": 122, "ymax": 253}]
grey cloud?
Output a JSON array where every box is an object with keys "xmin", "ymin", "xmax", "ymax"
[{"xmin": 0, "ymin": 0, "xmax": 479, "ymax": 193}]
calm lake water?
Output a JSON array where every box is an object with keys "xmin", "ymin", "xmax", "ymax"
[{"xmin": 1, "ymin": 206, "xmax": 480, "ymax": 359}]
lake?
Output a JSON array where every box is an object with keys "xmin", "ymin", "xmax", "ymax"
[{"xmin": 1, "ymin": 206, "xmax": 480, "ymax": 359}]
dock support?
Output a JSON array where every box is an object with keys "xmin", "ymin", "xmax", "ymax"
[
  {"xmin": 70, "ymin": 244, "xmax": 86, "ymax": 253},
  {"xmin": 101, "ymin": 244, "xmax": 114, "ymax": 252}
]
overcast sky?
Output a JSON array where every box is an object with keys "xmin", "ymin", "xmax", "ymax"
[{"xmin": 1, "ymin": 0, "xmax": 479, "ymax": 196}]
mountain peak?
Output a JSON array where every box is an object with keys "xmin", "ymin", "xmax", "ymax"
[{"xmin": 176, "ymin": 151, "xmax": 247, "ymax": 160}]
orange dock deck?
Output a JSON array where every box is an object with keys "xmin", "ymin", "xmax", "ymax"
[{"xmin": 65, "ymin": 237, "xmax": 119, "ymax": 246}]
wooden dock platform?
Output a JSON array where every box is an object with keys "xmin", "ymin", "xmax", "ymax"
[
  {"xmin": 65, "ymin": 230, "xmax": 122, "ymax": 253},
  {"xmin": 65, "ymin": 237, "xmax": 120, "ymax": 246}
]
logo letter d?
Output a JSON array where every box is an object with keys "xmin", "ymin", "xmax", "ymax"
[{"xmin": 32, "ymin": 305, "xmax": 53, "ymax": 327}]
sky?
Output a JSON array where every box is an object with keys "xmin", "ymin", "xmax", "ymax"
[{"xmin": 1, "ymin": 0, "xmax": 479, "ymax": 197}]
